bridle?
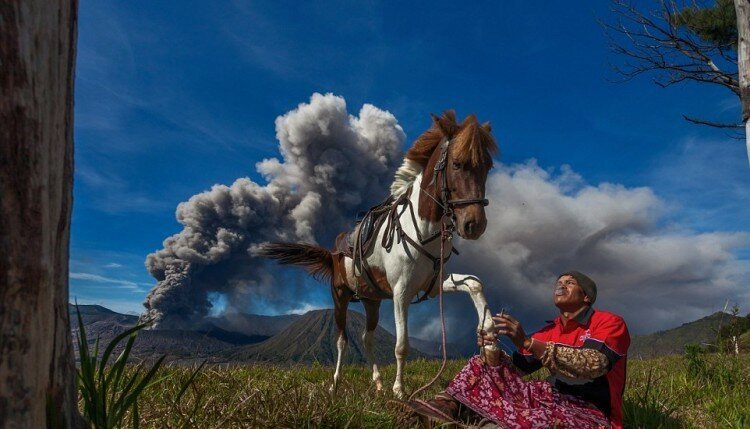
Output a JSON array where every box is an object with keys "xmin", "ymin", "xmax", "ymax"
[{"xmin": 423, "ymin": 138, "xmax": 489, "ymax": 230}]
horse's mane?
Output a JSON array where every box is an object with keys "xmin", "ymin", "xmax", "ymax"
[{"xmin": 390, "ymin": 110, "xmax": 497, "ymax": 196}]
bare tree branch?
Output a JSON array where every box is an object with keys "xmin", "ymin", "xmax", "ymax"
[
  {"xmin": 682, "ymin": 115, "xmax": 744, "ymax": 127},
  {"xmin": 603, "ymin": 1, "xmax": 743, "ymax": 129}
]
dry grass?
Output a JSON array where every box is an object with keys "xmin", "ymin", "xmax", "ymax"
[{"xmin": 103, "ymin": 354, "xmax": 750, "ymax": 428}]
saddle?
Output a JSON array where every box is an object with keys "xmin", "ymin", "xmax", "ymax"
[
  {"xmin": 336, "ymin": 189, "xmax": 452, "ymax": 304},
  {"xmin": 333, "ymin": 194, "xmax": 403, "ymax": 300},
  {"xmin": 337, "ymin": 196, "xmax": 394, "ymax": 259}
]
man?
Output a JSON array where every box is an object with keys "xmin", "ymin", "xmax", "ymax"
[{"xmin": 401, "ymin": 271, "xmax": 630, "ymax": 429}]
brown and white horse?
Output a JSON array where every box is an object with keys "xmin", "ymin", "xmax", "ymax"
[{"xmin": 260, "ymin": 111, "xmax": 498, "ymax": 398}]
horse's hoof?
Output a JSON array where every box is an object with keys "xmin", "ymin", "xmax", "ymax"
[
  {"xmin": 393, "ymin": 387, "xmax": 405, "ymax": 399},
  {"xmin": 375, "ymin": 379, "xmax": 383, "ymax": 392}
]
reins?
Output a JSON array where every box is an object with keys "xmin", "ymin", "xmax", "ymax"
[{"xmin": 407, "ymin": 213, "xmax": 450, "ymax": 401}]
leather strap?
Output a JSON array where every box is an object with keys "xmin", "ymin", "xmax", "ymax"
[{"xmin": 446, "ymin": 197, "xmax": 489, "ymax": 206}]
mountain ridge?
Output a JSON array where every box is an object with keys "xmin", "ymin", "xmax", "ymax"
[
  {"xmin": 629, "ymin": 311, "xmax": 742, "ymax": 358},
  {"xmin": 225, "ymin": 309, "xmax": 432, "ymax": 365},
  {"xmin": 69, "ymin": 304, "xmax": 448, "ymax": 364},
  {"xmin": 69, "ymin": 304, "xmax": 740, "ymax": 363}
]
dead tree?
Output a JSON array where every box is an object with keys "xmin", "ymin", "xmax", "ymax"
[
  {"xmin": 604, "ymin": 0, "xmax": 750, "ymax": 164},
  {"xmin": 735, "ymin": 0, "xmax": 750, "ymax": 162},
  {"xmin": 0, "ymin": 1, "xmax": 83, "ymax": 428}
]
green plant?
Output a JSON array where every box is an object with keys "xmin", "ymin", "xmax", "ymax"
[
  {"xmin": 684, "ymin": 344, "xmax": 709, "ymax": 381},
  {"xmin": 623, "ymin": 367, "xmax": 679, "ymax": 428},
  {"xmin": 684, "ymin": 343, "xmax": 740, "ymax": 390},
  {"xmin": 75, "ymin": 304, "xmax": 164, "ymax": 428},
  {"xmin": 716, "ymin": 304, "xmax": 749, "ymax": 354}
]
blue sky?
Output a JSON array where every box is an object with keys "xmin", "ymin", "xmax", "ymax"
[{"xmin": 71, "ymin": 1, "xmax": 749, "ymax": 334}]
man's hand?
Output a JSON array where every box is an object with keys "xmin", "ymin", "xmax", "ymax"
[{"xmin": 493, "ymin": 313, "xmax": 528, "ymax": 350}]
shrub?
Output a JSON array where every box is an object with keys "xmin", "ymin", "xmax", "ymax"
[{"xmin": 73, "ymin": 304, "xmax": 202, "ymax": 428}]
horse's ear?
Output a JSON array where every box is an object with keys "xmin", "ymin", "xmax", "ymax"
[
  {"xmin": 430, "ymin": 113, "xmax": 441, "ymax": 125},
  {"xmin": 442, "ymin": 110, "xmax": 457, "ymax": 126},
  {"xmin": 461, "ymin": 114, "xmax": 478, "ymax": 127},
  {"xmin": 433, "ymin": 110, "xmax": 457, "ymax": 136},
  {"xmin": 482, "ymin": 121, "xmax": 492, "ymax": 133}
]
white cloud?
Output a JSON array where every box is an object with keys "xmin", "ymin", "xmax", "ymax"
[
  {"xmin": 75, "ymin": 165, "xmax": 173, "ymax": 214},
  {"xmin": 105, "ymin": 262, "xmax": 123, "ymax": 268},
  {"xmin": 70, "ymin": 272, "xmax": 147, "ymax": 293},
  {"xmin": 447, "ymin": 161, "xmax": 750, "ymax": 335}
]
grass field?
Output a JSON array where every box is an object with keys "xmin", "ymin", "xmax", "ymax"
[{"xmin": 104, "ymin": 351, "xmax": 750, "ymax": 428}]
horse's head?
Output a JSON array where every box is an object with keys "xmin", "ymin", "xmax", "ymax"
[
  {"xmin": 443, "ymin": 115, "xmax": 496, "ymax": 239},
  {"xmin": 407, "ymin": 111, "xmax": 498, "ymax": 240}
]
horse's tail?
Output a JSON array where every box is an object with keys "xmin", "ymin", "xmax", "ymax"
[{"xmin": 258, "ymin": 242, "xmax": 334, "ymax": 282}]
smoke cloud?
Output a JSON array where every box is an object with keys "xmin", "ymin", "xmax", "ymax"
[
  {"xmin": 436, "ymin": 161, "xmax": 750, "ymax": 338},
  {"xmin": 143, "ymin": 93, "xmax": 405, "ymax": 328},
  {"xmin": 144, "ymin": 94, "xmax": 748, "ymax": 340}
]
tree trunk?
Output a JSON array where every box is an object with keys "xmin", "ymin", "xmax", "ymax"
[
  {"xmin": 0, "ymin": 1, "xmax": 82, "ymax": 428},
  {"xmin": 735, "ymin": 0, "xmax": 750, "ymax": 165}
]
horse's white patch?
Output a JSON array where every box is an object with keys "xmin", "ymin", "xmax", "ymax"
[{"xmin": 390, "ymin": 158, "xmax": 423, "ymax": 197}]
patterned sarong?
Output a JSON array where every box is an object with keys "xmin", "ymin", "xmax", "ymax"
[{"xmin": 445, "ymin": 355, "xmax": 611, "ymax": 429}]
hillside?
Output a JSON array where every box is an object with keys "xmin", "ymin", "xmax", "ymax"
[
  {"xmin": 69, "ymin": 304, "xmax": 138, "ymax": 328},
  {"xmin": 69, "ymin": 304, "xmax": 442, "ymax": 364},
  {"xmin": 71, "ymin": 304, "xmax": 746, "ymax": 361},
  {"xmin": 69, "ymin": 304, "xmax": 264, "ymax": 363},
  {"xmin": 225, "ymin": 309, "xmax": 431, "ymax": 365},
  {"xmin": 629, "ymin": 311, "xmax": 742, "ymax": 358},
  {"xmin": 202, "ymin": 312, "xmax": 301, "ymax": 337}
]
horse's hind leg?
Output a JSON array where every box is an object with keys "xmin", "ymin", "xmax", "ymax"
[
  {"xmin": 439, "ymin": 274, "xmax": 495, "ymax": 335},
  {"xmin": 361, "ymin": 298, "xmax": 383, "ymax": 392},
  {"xmin": 330, "ymin": 283, "xmax": 353, "ymax": 393}
]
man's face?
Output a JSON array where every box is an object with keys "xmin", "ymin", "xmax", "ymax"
[{"xmin": 553, "ymin": 275, "xmax": 589, "ymax": 310}]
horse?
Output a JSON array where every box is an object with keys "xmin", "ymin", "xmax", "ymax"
[{"xmin": 259, "ymin": 110, "xmax": 498, "ymax": 398}]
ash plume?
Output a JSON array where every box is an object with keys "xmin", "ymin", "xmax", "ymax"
[
  {"xmin": 143, "ymin": 95, "xmax": 748, "ymax": 338},
  {"xmin": 433, "ymin": 161, "xmax": 750, "ymax": 338},
  {"xmin": 142, "ymin": 93, "xmax": 405, "ymax": 328}
]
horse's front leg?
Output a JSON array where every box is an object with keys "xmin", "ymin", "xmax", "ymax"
[
  {"xmin": 439, "ymin": 274, "xmax": 495, "ymax": 335},
  {"xmin": 392, "ymin": 289, "xmax": 410, "ymax": 399}
]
